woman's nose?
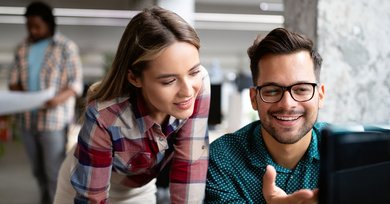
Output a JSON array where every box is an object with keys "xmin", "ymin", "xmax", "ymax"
[{"xmin": 178, "ymin": 79, "xmax": 192, "ymax": 97}]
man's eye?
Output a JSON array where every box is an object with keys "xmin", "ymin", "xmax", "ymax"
[
  {"xmin": 263, "ymin": 88, "xmax": 281, "ymax": 96},
  {"xmin": 293, "ymin": 86, "xmax": 312, "ymax": 94}
]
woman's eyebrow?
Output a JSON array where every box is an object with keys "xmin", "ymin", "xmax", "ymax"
[{"xmin": 156, "ymin": 63, "xmax": 201, "ymax": 79}]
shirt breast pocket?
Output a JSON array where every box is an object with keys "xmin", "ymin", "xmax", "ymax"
[{"xmin": 114, "ymin": 151, "xmax": 156, "ymax": 174}]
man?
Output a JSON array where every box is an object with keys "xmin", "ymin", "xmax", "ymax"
[
  {"xmin": 8, "ymin": 2, "xmax": 83, "ymax": 204},
  {"xmin": 206, "ymin": 28, "xmax": 326, "ymax": 204}
]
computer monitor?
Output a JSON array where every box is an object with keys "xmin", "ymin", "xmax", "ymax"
[{"xmin": 319, "ymin": 125, "xmax": 390, "ymax": 204}]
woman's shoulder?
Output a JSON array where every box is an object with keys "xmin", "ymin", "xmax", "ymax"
[
  {"xmin": 84, "ymin": 97, "xmax": 134, "ymax": 128},
  {"xmin": 87, "ymin": 97, "xmax": 131, "ymax": 115},
  {"xmin": 198, "ymin": 65, "xmax": 211, "ymax": 96}
]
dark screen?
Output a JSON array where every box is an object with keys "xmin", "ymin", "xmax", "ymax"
[{"xmin": 319, "ymin": 127, "xmax": 390, "ymax": 204}]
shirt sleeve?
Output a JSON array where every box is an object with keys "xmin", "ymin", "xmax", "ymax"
[
  {"xmin": 169, "ymin": 66, "xmax": 211, "ymax": 203},
  {"xmin": 205, "ymin": 140, "xmax": 247, "ymax": 203},
  {"xmin": 64, "ymin": 41, "xmax": 83, "ymax": 96},
  {"xmin": 71, "ymin": 104, "xmax": 113, "ymax": 204},
  {"xmin": 9, "ymin": 45, "xmax": 23, "ymax": 87}
]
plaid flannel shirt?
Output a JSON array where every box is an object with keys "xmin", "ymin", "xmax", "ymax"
[
  {"xmin": 71, "ymin": 66, "xmax": 210, "ymax": 204},
  {"xmin": 9, "ymin": 33, "xmax": 83, "ymax": 131}
]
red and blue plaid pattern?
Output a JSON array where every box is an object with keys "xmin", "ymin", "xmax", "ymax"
[{"xmin": 71, "ymin": 67, "xmax": 210, "ymax": 203}]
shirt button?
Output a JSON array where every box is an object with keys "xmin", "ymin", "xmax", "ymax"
[{"xmin": 201, "ymin": 145, "xmax": 205, "ymax": 149}]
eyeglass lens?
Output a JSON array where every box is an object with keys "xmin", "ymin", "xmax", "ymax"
[{"xmin": 259, "ymin": 83, "xmax": 315, "ymax": 103}]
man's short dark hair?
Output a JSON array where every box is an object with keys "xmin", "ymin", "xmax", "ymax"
[
  {"xmin": 247, "ymin": 28, "xmax": 323, "ymax": 84},
  {"xmin": 24, "ymin": 1, "xmax": 56, "ymax": 35}
]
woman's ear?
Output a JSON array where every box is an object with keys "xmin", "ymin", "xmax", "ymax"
[{"xmin": 127, "ymin": 70, "xmax": 142, "ymax": 88}]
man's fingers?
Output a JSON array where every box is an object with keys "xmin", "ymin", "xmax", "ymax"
[
  {"xmin": 289, "ymin": 189, "xmax": 318, "ymax": 204},
  {"xmin": 312, "ymin": 188, "xmax": 319, "ymax": 198},
  {"xmin": 262, "ymin": 166, "xmax": 319, "ymax": 204},
  {"xmin": 292, "ymin": 189, "xmax": 314, "ymax": 199},
  {"xmin": 262, "ymin": 165, "xmax": 277, "ymax": 196},
  {"xmin": 263, "ymin": 164, "xmax": 290, "ymax": 203}
]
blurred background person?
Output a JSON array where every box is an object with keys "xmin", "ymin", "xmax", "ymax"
[{"xmin": 8, "ymin": 1, "xmax": 83, "ymax": 204}]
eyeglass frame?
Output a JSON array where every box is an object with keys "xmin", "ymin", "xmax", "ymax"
[{"xmin": 253, "ymin": 82, "xmax": 318, "ymax": 103}]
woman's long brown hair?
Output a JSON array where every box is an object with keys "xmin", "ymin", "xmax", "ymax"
[{"xmin": 87, "ymin": 6, "xmax": 200, "ymax": 104}]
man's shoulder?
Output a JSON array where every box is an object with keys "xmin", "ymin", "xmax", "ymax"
[
  {"xmin": 312, "ymin": 122, "xmax": 330, "ymax": 144},
  {"xmin": 52, "ymin": 33, "xmax": 78, "ymax": 49},
  {"xmin": 14, "ymin": 38, "xmax": 29, "ymax": 52},
  {"xmin": 211, "ymin": 120, "xmax": 260, "ymax": 149},
  {"xmin": 314, "ymin": 122, "xmax": 330, "ymax": 134}
]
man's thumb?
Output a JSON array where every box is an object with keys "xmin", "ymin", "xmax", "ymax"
[{"xmin": 262, "ymin": 165, "xmax": 277, "ymax": 195}]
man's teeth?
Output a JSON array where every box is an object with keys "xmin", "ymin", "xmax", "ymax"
[{"xmin": 275, "ymin": 116, "xmax": 299, "ymax": 121}]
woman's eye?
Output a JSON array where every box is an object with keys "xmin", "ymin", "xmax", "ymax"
[
  {"xmin": 162, "ymin": 79, "xmax": 175, "ymax": 85},
  {"xmin": 190, "ymin": 70, "xmax": 200, "ymax": 76}
]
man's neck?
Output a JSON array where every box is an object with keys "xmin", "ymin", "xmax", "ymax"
[
  {"xmin": 262, "ymin": 129, "xmax": 312, "ymax": 169},
  {"xmin": 29, "ymin": 34, "xmax": 52, "ymax": 43}
]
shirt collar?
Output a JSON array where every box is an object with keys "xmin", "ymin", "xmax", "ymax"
[
  {"xmin": 248, "ymin": 122, "xmax": 272, "ymax": 169},
  {"xmin": 131, "ymin": 92, "xmax": 183, "ymax": 136},
  {"xmin": 26, "ymin": 33, "xmax": 58, "ymax": 45},
  {"xmin": 305, "ymin": 126, "xmax": 321, "ymax": 161}
]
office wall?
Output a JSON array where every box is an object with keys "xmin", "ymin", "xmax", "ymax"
[
  {"xmin": 317, "ymin": 0, "xmax": 390, "ymax": 123},
  {"xmin": 0, "ymin": 1, "xmax": 283, "ymax": 90},
  {"xmin": 285, "ymin": 0, "xmax": 390, "ymax": 124}
]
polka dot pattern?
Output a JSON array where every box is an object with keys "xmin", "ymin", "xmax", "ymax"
[{"xmin": 205, "ymin": 120, "xmax": 328, "ymax": 203}]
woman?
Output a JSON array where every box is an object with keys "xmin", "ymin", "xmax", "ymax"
[{"xmin": 54, "ymin": 6, "xmax": 210, "ymax": 204}]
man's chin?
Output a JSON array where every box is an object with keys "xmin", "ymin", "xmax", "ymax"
[{"xmin": 268, "ymin": 128, "xmax": 303, "ymax": 144}]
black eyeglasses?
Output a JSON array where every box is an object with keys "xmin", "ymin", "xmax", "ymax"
[{"xmin": 254, "ymin": 82, "xmax": 318, "ymax": 103}]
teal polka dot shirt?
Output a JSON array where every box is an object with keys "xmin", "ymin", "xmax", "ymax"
[{"xmin": 205, "ymin": 120, "xmax": 328, "ymax": 203}]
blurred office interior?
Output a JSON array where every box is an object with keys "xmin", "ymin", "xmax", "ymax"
[{"xmin": 1, "ymin": 0, "xmax": 390, "ymax": 203}]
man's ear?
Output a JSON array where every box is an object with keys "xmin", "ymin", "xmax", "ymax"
[
  {"xmin": 127, "ymin": 70, "xmax": 142, "ymax": 88},
  {"xmin": 318, "ymin": 83, "xmax": 325, "ymax": 109},
  {"xmin": 250, "ymin": 88, "xmax": 259, "ymax": 111}
]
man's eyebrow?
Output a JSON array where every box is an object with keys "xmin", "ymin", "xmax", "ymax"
[
  {"xmin": 259, "ymin": 81, "xmax": 315, "ymax": 87},
  {"xmin": 258, "ymin": 82, "xmax": 280, "ymax": 87},
  {"xmin": 156, "ymin": 63, "xmax": 201, "ymax": 79}
]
